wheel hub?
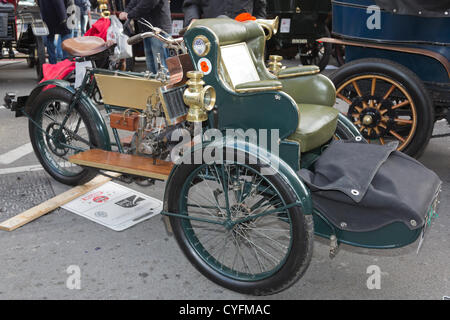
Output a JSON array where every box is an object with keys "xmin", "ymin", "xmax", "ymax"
[
  {"xmin": 349, "ymin": 95, "xmax": 395, "ymax": 140},
  {"xmin": 45, "ymin": 122, "xmax": 70, "ymax": 156},
  {"xmin": 224, "ymin": 203, "xmax": 252, "ymax": 232},
  {"xmin": 230, "ymin": 203, "xmax": 251, "ymax": 216},
  {"xmin": 362, "ymin": 114, "xmax": 373, "ymax": 126}
]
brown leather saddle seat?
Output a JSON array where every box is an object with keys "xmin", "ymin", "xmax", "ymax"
[{"xmin": 62, "ymin": 36, "xmax": 113, "ymax": 57}]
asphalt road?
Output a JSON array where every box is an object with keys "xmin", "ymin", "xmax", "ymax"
[{"xmin": 0, "ymin": 60, "xmax": 449, "ymax": 300}]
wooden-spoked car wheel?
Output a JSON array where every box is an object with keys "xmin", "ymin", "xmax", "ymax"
[
  {"xmin": 330, "ymin": 58, "xmax": 434, "ymax": 157},
  {"xmin": 337, "ymin": 74, "xmax": 417, "ymax": 150}
]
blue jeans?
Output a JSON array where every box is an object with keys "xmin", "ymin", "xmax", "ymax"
[
  {"xmin": 47, "ymin": 33, "xmax": 72, "ymax": 64},
  {"xmin": 143, "ymin": 37, "xmax": 169, "ymax": 74},
  {"xmin": 80, "ymin": 14, "xmax": 89, "ymax": 35},
  {"xmin": 55, "ymin": 35, "xmax": 63, "ymax": 61}
]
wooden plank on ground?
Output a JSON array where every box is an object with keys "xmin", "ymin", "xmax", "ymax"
[{"xmin": 0, "ymin": 172, "xmax": 121, "ymax": 232}]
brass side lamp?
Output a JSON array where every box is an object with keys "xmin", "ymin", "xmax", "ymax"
[{"xmin": 183, "ymin": 71, "xmax": 216, "ymax": 123}]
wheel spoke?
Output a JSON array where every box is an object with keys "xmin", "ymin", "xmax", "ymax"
[
  {"xmin": 337, "ymin": 93, "xmax": 352, "ymax": 105},
  {"xmin": 391, "ymin": 100, "xmax": 411, "ymax": 110},
  {"xmin": 351, "ymin": 80, "xmax": 363, "ymax": 97},
  {"xmin": 393, "ymin": 118, "xmax": 413, "ymax": 125},
  {"xmin": 180, "ymin": 163, "xmax": 294, "ymax": 280},
  {"xmin": 370, "ymin": 77, "xmax": 376, "ymax": 96},
  {"xmin": 351, "ymin": 80, "xmax": 369, "ymax": 109},
  {"xmin": 383, "ymin": 84, "xmax": 396, "ymax": 100},
  {"xmin": 389, "ymin": 130, "xmax": 406, "ymax": 142}
]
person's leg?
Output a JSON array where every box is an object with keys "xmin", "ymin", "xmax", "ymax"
[
  {"xmin": 143, "ymin": 37, "xmax": 157, "ymax": 74},
  {"xmin": 60, "ymin": 33, "xmax": 73, "ymax": 60},
  {"xmin": 46, "ymin": 34, "xmax": 57, "ymax": 64},
  {"xmin": 80, "ymin": 14, "xmax": 89, "ymax": 35},
  {"xmin": 55, "ymin": 35, "xmax": 63, "ymax": 61},
  {"xmin": 150, "ymin": 37, "xmax": 169, "ymax": 72}
]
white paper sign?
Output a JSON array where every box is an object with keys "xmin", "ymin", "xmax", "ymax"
[
  {"xmin": 62, "ymin": 182, "xmax": 163, "ymax": 231},
  {"xmin": 280, "ymin": 18, "xmax": 291, "ymax": 33},
  {"xmin": 220, "ymin": 43, "xmax": 260, "ymax": 88},
  {"xmin": 74, "ymin": 61, "xmax": 93, "ymax": 89},
  {"xmin": 172, "ymin": 20, "xmax": 184, "ymax": 36}
]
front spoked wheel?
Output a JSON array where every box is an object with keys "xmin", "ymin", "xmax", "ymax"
[
  {"xmin": 168, "ymin": 160, "xmax": 313, "ymax": 295},
  {"xmin": 29, "ymin": 87, "xmax": 103, "ymax": 185}
]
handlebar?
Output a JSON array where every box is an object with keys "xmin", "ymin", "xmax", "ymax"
[
  {"xmin": 127, "ymin": 31, "xmax": 184, "ymax": 49},
  {"xmin": 127, "ymin": 33, "xmax": 144, "ymax": 46}
]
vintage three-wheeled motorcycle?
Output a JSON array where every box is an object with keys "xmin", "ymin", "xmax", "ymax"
[
  {"xmin": 4, "ymin": 17, "xmax": 442, "ymax": 295},
  {"xmin": 320, "ymin": 0, "xmax": 450, "ymax": 157}
]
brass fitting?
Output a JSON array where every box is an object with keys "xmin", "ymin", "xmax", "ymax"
[
  {"xmin": 183, "ymin": 71, "xmax": 216, "ymax": 123},
  {"xmin": 268, "ymin": 55, "xmax": 283, "ymax": 76},
  {"xmin": 98, "ymin": 0, "xmax": 110, "ymax": 18}
]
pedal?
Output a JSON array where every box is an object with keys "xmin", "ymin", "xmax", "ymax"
[
  {"xmin": 117, "ymin": 174, "xmax": 134, "ymax": 184},
  {"xmin": 134, "ymin": 177, "xmax": 155, "ymax": 187}
]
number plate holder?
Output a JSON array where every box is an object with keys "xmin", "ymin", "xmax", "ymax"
[{"xmin": 292, "ymin": 39, "xmax": 308, "ymax": 44}]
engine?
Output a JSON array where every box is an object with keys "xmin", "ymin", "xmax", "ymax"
[
  {"xmin": 108, "ymin": 70, "xmax": 216, "ymax": 162},
  {"xmin": 108, "ymin": 85, "xmax": 191, "ymax": 161}
]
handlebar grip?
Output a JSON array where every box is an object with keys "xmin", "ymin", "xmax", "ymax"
[{"xmin": 127, "ymin": 34, "xmax": 143, "ymax": 45}]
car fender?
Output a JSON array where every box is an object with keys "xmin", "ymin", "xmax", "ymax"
[{"xmin": 163, "ymin": 136, "xmax": 313, "ymax": 216}]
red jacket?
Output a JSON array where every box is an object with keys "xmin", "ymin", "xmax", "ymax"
[{"xmin": 84, "ymin": 17, "xmax": 111, "ymax": 41}]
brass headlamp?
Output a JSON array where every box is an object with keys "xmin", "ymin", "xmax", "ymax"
[{"xmin": 183, "ymin": 71, "xmax": 216, "ymax": 123}]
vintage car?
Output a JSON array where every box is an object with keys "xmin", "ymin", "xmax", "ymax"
[
  {"xmin": 0, "ymin": 0, "xmax": 47, "ymax": 79},
  {"xmin": 320, "ymin": 0, "xmax": 450, "ymax": 157},
  {"xmin": 4, "ymin": 16, "xmax": 442, "ymax": 295},
  {"xmin": 266, "ymin": 0, "xmax": 332, "ymax": 70}
]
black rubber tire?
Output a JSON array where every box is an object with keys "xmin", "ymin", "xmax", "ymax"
[
  {"xmin": 333, "ymin": 44, "xmax": 345, "ymax": 67},
  {"xmin": 29, "ymin": 87, "xmax": 103, "ymax": 186},
  {"xmin": 35, "ymin": 36, "xmax": 46, "ymax": 81},
  {"xmin": 335, "ymin": 116, "xmax": 365, "ymax": 141},
  {"xmin": 329, "ymin": 58, "xmax": 434, "ymax": 157},
  {"xmin": 167, "ymin": 159, "xmax": 314, "ymax": 296},
  {"xmin": 27, "ymin": 56, "xmax": 35, "ymax": 68},
  {"xmin": 300, "ymin": 26, "xmax": 331, "ymax": 71}
]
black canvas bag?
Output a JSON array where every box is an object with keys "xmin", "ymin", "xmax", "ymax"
[{"xmin": 298, "ymin": 140, "xmax": 442, "ymax": 232}]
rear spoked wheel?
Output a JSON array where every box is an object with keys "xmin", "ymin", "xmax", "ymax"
[
  {"xmin": 29, "ymin": 87, "xmax": 102, "ymax": 185},
  {"xmin": 168, "ymin": 159, "xmax": 313, "ymax": 295}
]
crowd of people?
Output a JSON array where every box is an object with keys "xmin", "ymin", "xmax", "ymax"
[{"xmin": 38, "ymin": 0, "xmax": 267, "ymax": 71}]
